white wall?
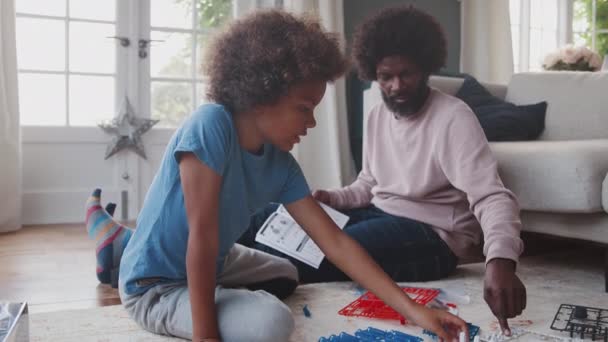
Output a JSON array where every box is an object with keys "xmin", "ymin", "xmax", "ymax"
[{"xmin": 21, "ymin": 127, "xmax": 171, "ymax": 224}]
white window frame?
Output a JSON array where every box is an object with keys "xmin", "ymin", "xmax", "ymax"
[
  {"xmin": 573, "ymin": 0, "xmax": 608, "ymax": 53},
  {"xmin": 511, "ymin": 0, "xmax": 573, "ymax": 72},
  {"xmin": 16, "ymin": 2, "xmax": 124, "ymax": 128},
  {"xmin": 17, "ymin": 0, "xmax": 239, "ymax": 134},
  {"xmin": 138, "ymin": 0, "xmax": 213, "ymax": 129}
]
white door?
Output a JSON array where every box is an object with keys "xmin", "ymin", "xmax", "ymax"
[{"xmin": 17, "ymin": 0, "xmax": 234, "ymax": 224}]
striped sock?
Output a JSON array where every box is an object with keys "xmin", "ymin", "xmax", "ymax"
[{"xmin": 85, "ymin": 189, "xmax": 133, "ymax": 287}]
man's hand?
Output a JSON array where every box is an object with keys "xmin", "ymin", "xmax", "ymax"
[
  {"xmin": 312, "ymin": 190, "xmax": 331, "ymax": 205},
  {"xmin": 484, "ymin": 258, "xmax": 527, "ymax": 336}
]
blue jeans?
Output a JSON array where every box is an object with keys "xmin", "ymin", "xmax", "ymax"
[{"xmin": 239, "ymin": 203, "xmax": 458, "ymax": 283}]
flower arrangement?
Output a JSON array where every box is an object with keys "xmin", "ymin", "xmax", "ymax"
[{"xmin": 542, "ymin": 45, "xmax": 603, "ymax": 71}]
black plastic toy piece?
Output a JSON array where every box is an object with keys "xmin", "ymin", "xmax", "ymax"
[
  {"xmin": 573, "ymin": 306, "xmax": 588, "ymax": 319},
  {"xmin": 551, "ymin": 304, "xmax": 608, "ymax": 341}
]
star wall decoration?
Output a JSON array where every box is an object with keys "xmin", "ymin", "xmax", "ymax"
[{"xmin": 99, "ymin": 97, "xmax": 159, "ymax": 160}]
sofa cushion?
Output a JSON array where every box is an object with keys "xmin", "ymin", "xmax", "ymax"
[
  {"xmin": 489, "ymin": 139, "xmax": 608, "ymax": 213},
  {"xmin": 506, "ymin": 71, "xmax": 608, "ymax": 141},
  {"xmin": 455, "ymin": 76, "xmax": 547, "ymax": 141}
]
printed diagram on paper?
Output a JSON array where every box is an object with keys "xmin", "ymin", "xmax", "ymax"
[{"xmin": 255, "ymin": 202, "xmax": 349, "ymax": 268}]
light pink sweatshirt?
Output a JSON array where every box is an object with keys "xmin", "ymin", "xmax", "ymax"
[{"xmin": 328, "ymin": 88, "xmax": 524, "ymax": 263}]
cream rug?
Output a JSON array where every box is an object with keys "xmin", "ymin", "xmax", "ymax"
[{"xmin": 29, "ymin": 252, "xmax": 608, "ymax": 341}]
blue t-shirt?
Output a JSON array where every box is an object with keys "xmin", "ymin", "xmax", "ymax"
[{"xmin": 119, "ymin": 104, "xmax": 310, "ymax": 296}]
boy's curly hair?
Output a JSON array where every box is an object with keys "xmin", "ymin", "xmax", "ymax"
[
  {"xmin": 204, "ymin": 10, "xmax": 348, "ymax": 114},
  {"xmin": 351, "ymin": 5, "xmax": 447, "ymax": 81}
]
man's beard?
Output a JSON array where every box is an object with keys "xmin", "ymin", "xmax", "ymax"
[{"xmin": 382, "ymin": 81, "xmax": 430, "ymax": 118}]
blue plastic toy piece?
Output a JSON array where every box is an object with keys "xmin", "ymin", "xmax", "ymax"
[
  {"xmin": 467, "ymin": 323, "xmax": 480, "ymax": 340},
  {"xmin": 318, "ymin": 332, "xmax": 359, "ymax": 341},
  {"xmin": 423, "ymin": 323, "xmax": 480, "ymax": 341},
  {"xmin": 319, "ymin": 327, "xmax": 422, "ymax": 342},
  {"xmin": 354, "ymin": 326, "xmax": 387, "ymax": 340},
  {"xmin": 303, "ymin": 304, "xmax": 312, "ymax": 318},
  {"xmin": 387, "ymin": 330, "xmax": 424, "ymax": 342}
]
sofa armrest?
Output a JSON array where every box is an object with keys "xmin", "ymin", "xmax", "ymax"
[{"xmin": 489, "ymin": 139, "xmax": 608, "ymax": 213}]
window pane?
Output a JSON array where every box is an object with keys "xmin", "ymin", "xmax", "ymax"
[
  {"xmin": 573, "ymin": 0, "xmax": 592, "ymax": 33},
  {"xmin": 598, "ymin": 33, "xmax": 608, "ymax": 56},
  {"xmin": 69, "ymin": 75, "xmax": 115, "ymax": 126},
  {"xmin": 531, "ymin": 0, "xmax": 557, "ymax": 30},
  {"xmin": 530, "ymin": 0, "xmax": 543, "ymax": 29},
  {"xmin": 197, "ymin": 33, "xmax": 212, "ymax": 77},
  {"xmin": 196, "ymin": 0, "xmax": 232, "ymax": 29},
  {"xmin": 151, "ymin": 0, "xmax": 192, "ymax": 29},
  {"xmin": 541, "ymin": 29, "xmax": 558, "ymax": 59},
  {"xmin": 16, "ymin": 18, "xmax": 65, "ymax": 71},
  {"xmin": 151, "ymin": 81, "xmax": 193, "ymax": 127},
  {"xmin": 597, "ymin": 0, "xmax": 608, "ymax": 30},
  {"xmin": 16, "ymin": 0, "xmax": 65, "ymax": 16},
  {"xmin": 69, "ymin": 0, "xmax": 116, "ymax": 21},
  {"xmin": 151, "ymin": 31, "xmax": 192, "ymax": 78},
  {"xmin": 19, "ymin": 73, "xmax": 66, "ymax": 126},
  {"xmin": 196, "ymin": 82, "xmax": 208, "ymax": 107},
  {"xmin": 511, "ymin": 26, "xmax": 520, "ymax": 70},
  {"xmin": 529, "ymin": 28, "xmax": 543, "ymax": 70},
  {"xmin": 509, "ymin": 0, "xmax": 520, "ymax": 26},
  {"xmin": 574, "ymin": 31, "xmax": 593, "ymax": 47},
  {"xmin": 70, "ymin": 22, "xmax": 116, "ymax": 73}
]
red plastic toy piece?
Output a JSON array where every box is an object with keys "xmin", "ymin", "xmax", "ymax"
[{"xmin": 338, "ymin": 287, "xmax": 440, "ymax": 324}]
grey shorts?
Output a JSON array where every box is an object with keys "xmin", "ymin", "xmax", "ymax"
[{"xmin": 119, "ymin": 243, "xmax": 299, "ymax": 342}]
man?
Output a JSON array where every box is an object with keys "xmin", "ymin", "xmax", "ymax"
[{"xmin": 240, "ymin": 5, "xmax": 526, "ymax": 336}]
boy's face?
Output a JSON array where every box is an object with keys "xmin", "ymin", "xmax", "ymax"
[
  {"xmin": 376, "ymin": 55, "xmax": 429, "ymax": 117},
  {"xmin": 257, "ymin": 79, "xmax": 326, "ymax": 151}
]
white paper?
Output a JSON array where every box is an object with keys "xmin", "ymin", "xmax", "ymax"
[{"xmin": 255, "ymin": 202, "xmax": 349, "ymax": 268}]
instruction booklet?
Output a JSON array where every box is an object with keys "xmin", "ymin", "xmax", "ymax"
[{"xmin": 255, "ymin": 202, "xmax": 349, "ymax": 268}]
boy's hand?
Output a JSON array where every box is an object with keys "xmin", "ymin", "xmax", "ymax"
[
  {"xmin": 312, "ymin": 190, "xmax": 331, "ymax": 205},
  {"xmin": 408, "ymin": 306, "xmax": 468, "ymax": 342}
]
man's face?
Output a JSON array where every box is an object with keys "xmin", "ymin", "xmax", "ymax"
[{"xmin": 376, "ymin": 55, "xmax": 429, "ymax": 117}]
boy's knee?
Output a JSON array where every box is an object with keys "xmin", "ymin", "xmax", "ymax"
[
  {"xmin": 219, "ymin": 291, "xmax": 294, "ymax": 342},
  {"xmin": 252, "ymin": 298, "xmax": 294, "ymax": 342}
]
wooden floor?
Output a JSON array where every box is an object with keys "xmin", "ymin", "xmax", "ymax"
[
  {"xmin": 0, "ymin": 224, "xmax": 121, "ymax": 314},
  {"xmin": 0, "ymin": 224, "xmax": 596, "ymax": 314}
]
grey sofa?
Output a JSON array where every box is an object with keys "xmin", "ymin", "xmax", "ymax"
[{"xmin": 363, "ymin": 71, "xmax": 608, "ymax": 290}]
